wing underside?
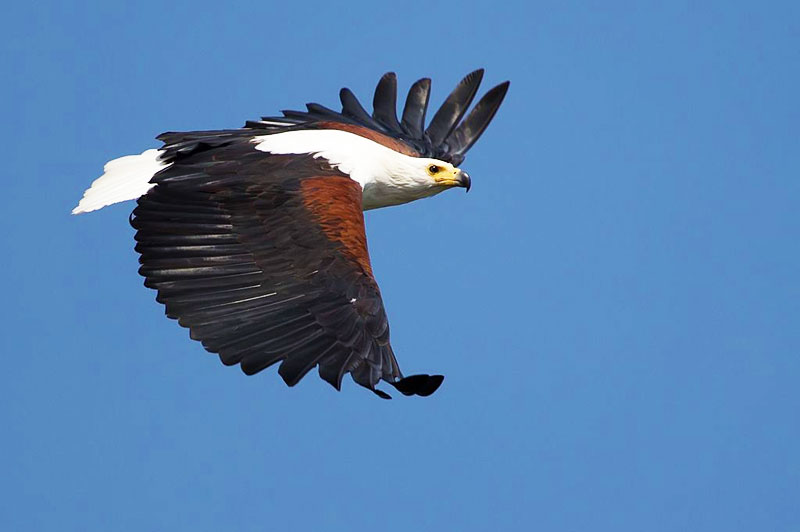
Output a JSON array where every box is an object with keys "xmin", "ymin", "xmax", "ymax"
[{"xmin": 131, "ymin": 145, "xmax": 442, "ymax": 398}]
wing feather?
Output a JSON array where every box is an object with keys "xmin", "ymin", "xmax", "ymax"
[
  {"xmin": 444, "ymin": 81, "xmax": 510, "ymax": 165},
  {"xmin": 372, "ymin": 72, "xmax": 402, "ymax": 132},
  {"xmin": 425, "ymin": 69, "xmax": 484, "ymax": 147},
  {"xmin": 130, "ymin": 141, "xmax": 442, "ymax": 397},
  {"xmin": 401, "ymin": 77, "xmax": 431, "ymax": 139},
  {"xmin": 241, "ymin": 71, "xmax": 507, "ymax": 166},
  {"xmin": 339, "ymin": 88, "xmax": 386, "ymax": 132}
]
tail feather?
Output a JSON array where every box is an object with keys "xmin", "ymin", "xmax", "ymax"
[{"xmin": 72, "ymin": 149, "xmax": 168, "ymax": 214}]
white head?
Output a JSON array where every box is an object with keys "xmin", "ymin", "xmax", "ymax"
[
  {"xmin": 253, "ymin": 129, "xmax": 471, "ymax": 210},
  {"xmin": 361, "ymin": 155, "xmax": 470, "ymax": 210}
]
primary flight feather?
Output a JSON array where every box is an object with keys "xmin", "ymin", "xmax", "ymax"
[{"xmin": 74, "ymin": 69, "xmax": 509, "ymax": 399}]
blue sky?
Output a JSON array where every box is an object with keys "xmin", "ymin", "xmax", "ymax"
[{"xmin": 2, "ymin": 1, "xmax": 798, "ymax": 530}]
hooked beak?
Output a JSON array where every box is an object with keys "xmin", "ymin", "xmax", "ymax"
[
  {"xmin": 434, "ymin": 168, "xmax": 472, "ymax": 191},
  {"xmin": 456, "ymin": 170, "xmax": 471, "ymax": 192}
]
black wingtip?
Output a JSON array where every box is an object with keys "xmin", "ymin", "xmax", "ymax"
[
  {"xmin": 401, "ymin": 77, "xmax": 432, "ymax": 138},
  {"xmin": 340, "ymin": 87, "xmax": 385, "ymax": 131},
  {"xmin": 445, "ymin": 80, "xmax": 510, "ymax": 162},
  {"xmin": 372, "ymin": 388, "xmax": 393, "ymax": 400},
  {"xmin": 390, "ymin": 374, "xmax": 445, "ymax": 397},
  {"xmin": 265, "ymin": 70, "xmax": 507, "ymax": 165},
  {"xmin": 373, "ymin": 72, "xmax": 401, "ymax": 132},
  {"xmin": 425, "ymin": 69, "xmax": 485, "ymax": 146}
]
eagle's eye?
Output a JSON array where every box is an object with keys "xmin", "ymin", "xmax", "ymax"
[{"xmin": 428, "ymin": 165, "xmax": 440, "ymax": 175}]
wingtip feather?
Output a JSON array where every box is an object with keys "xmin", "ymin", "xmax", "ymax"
[
  {"xmin": 425, "ymin": 69, "xmax": 485, "ymax": 146},
  {"xmin": 445, "ymin": 80, "xmax": 510, "ymax": 161}
]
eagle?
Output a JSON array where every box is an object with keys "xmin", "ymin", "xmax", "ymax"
[{"xmin": 73, "ymin": 69, "xmax": 509, "ymax": 399}]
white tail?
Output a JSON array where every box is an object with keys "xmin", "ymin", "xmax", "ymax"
[{"xmin": 72, "ymin": 149, "xmax": 170, "ymax": 214}]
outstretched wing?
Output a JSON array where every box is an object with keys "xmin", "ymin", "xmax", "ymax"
[
  {"xmin": 131, "ymin": 141, "xmax": 442, "ymax": 398},
  {"xmin": 247, "ymin": 69, "xmax": 510, "ymax": 166}
]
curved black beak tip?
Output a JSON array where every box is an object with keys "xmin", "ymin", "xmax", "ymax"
[{"xmin": 460, "ymin": 171, "xmax": 471, "ymax": 192}]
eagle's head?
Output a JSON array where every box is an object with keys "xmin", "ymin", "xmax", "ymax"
[
  {"xmin": 360, "ymin": 154, "xmax": 472, "ymax": 210},
  {"xmin": 420, "ymin": 159, "xmax": 472, "ymax": 191}
]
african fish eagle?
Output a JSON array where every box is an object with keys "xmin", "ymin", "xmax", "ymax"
[{"xmin": 73, "ymin": 69, "xmax": 509, "ymax": 399}]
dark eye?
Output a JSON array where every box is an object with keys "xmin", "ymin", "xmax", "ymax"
[{"xmin": 428, "ymin": 165, "xmax": 440, "ymax": 174}]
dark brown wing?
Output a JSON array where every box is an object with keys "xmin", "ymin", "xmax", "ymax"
[
  {"xmin": 246, "ymin": 69, "xmax": 510, "ymax": 166},
  {"xmin": 130, "ymin": 141, "xmax": 442, "ymax": 398}
]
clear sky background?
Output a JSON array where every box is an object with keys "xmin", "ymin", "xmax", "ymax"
[{"xmin": 2, "ymin": 1, "xmax": 798, "ymax": 530}]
